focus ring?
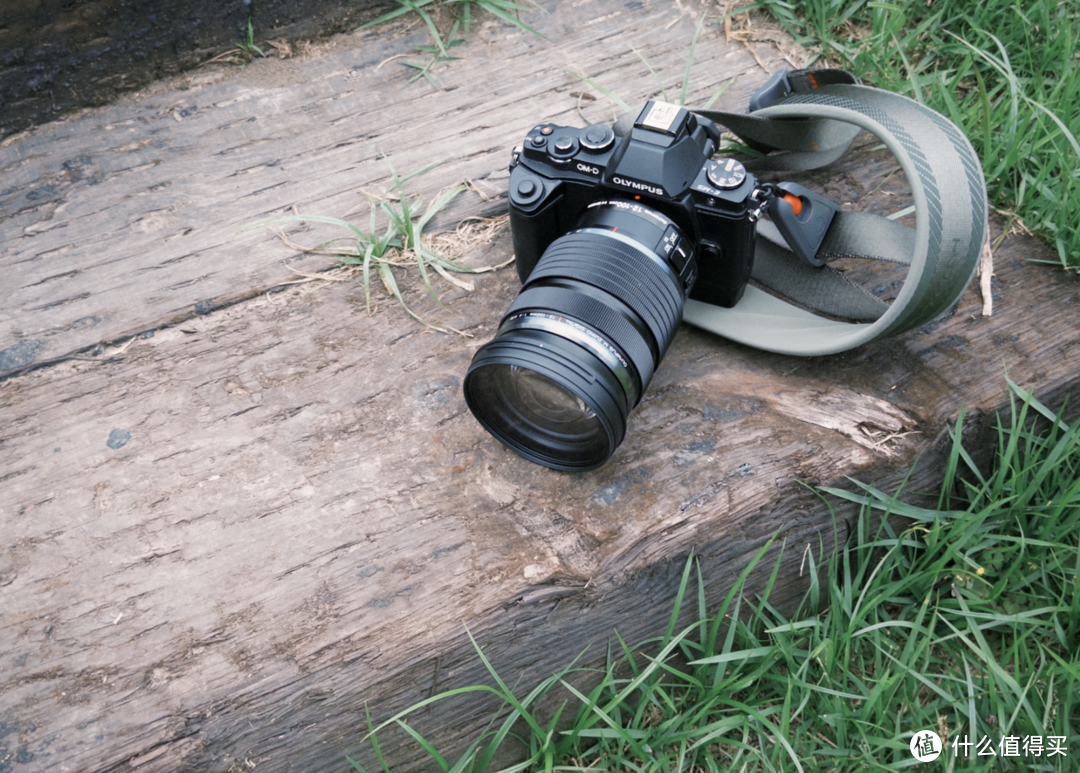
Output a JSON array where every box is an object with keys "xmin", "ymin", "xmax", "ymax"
[
  {"xmin": 527, "ymin": 232, "xmax": 684, "ymax": 355},
  {"xmin": 507, "ymin": 285, "xmax": 655, "ymax": 396}
]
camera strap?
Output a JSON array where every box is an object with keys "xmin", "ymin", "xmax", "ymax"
[{"xmin": 676, "ymin": 68, "xmax": 988, "ymax": 356}]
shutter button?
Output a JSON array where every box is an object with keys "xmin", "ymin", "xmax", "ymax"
[
  {"xmin": 581, "ymin": 125, "xmax": 615, "ymax": 151},
  {"xmin": 549, "ymin": 135, "xmax": 578, "ymax": 161}
]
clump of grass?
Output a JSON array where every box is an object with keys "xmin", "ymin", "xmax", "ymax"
[
  {"xmin": 348, "ymin": 377, "xmax": 1080, "ymax": 770},
  {"xmin": 364, "ymin": 0, "xmax": 545, "ymax": 41},
  {"xmin": 361, "ymin": 0, "xmax": 544, "ymax": 88},
  {"xmin": 750, "ymin": 0, "xmax": 1080, "ymax": 269},
  {"xmin": 255, "ymin": 161, "xmax": 509, "ymax": 334},
  {"xmin": 237, "ymin": 18, "xmax": 266, "ymax": 60},
  {"xmin": 201, "ymin": 17, "xmax": 268, "ymax": 66},
  {"xmin": 397, "ymin": 21, "xmax": 468, "ymax": 88}
]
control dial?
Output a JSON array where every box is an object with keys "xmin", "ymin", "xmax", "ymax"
[{"xmin": 705, "ymin": 158, "xmax": 747, "ymax": 190}]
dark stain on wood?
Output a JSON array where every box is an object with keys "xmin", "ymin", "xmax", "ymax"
[{"xmin": 0, "ymin": 0, "xmax": 391, "ymax": 139}]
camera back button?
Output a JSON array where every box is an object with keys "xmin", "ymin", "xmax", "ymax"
[{"xmin": 511, "ymin": 177, "xmax": 544, "ymax": 206}]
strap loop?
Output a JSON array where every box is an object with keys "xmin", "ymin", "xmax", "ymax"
[{"xmin": 681, "ymin": 70, "xmax": 987, "ymax": 356}]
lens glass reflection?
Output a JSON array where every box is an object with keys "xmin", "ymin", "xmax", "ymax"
[
  {"xmin": 490, "ymin": 365, "xmax": 600, "ymax": 439},
  {"xmin": 507, "ymin": 365, "xmax": 596, "ymax": 427}
]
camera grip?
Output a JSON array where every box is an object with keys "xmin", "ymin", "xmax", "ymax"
[{"xmin": 508, "ymin": 173, "xmax": 563, "ymax": 283}]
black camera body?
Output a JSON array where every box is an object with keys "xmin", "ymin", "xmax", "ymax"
[
  {"xmin": 463, "ymin": 101, "xmax": 770, "ymax": 471},
  {"xmin": 507, "ymin": 100, "xmax": 760, "ymax": 308}
]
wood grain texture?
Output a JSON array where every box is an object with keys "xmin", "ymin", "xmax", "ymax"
[
  {"xmin": 0, "ymin": 0, "xmax": 778, "ymax": 377},
  {"xmin": 3, "ymin": 214, "xmax": 1080, "ymax": 771},
  {"xmin": 0, "ymin": 0, "xmax": 386, "ymax": 139},
  {"xmin": 3, "ymin": 1, "xmax": 1080, "ymax": 771}
]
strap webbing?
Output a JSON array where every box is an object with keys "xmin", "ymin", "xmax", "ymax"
[{"xmin": 679, "ymin": 70, "xmax": 987, "ymax": 356}]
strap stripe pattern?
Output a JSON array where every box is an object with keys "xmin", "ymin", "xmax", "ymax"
[{"xmin": 921, "ymin": 104, "xmax": 989, "ymax": 299}]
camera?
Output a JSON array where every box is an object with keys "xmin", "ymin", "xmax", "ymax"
[{"xmin": 463, "ymin": 101, "xmax": 773, "ymax": 471}]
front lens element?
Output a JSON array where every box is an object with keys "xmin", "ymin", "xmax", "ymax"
[
  {"xmin": 465, "ymin": 359, "xmax": 612, "ymax": 470},
  {"xmin": 508, "ymin": 366, "xmax": 596, "ymax": 427}
]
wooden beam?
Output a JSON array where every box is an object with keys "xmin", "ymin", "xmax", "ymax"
[{"xmin": 4, "ymin": 198, "xmax": 1079, "ymax": 770}]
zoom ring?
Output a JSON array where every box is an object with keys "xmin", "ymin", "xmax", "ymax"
[
  {"xmin": 527, "ymin": 232, "xmax": 684, "ymax": 356},
  {"xmin": 507, "ymin": 285, "xmax": 656, "ymax": 396}
]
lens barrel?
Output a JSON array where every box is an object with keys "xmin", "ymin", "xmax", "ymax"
[{"xmin": 463, "ymin": 201, "xmax": 692, "ymax": 471}]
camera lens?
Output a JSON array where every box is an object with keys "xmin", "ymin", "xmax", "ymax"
[{"xmin": 463, "ymin": 201, "xmax": 690, "ymax": 471}]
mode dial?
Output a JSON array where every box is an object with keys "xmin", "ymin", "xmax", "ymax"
[{"xmin": 706, "ymin": 158, "xmax": 747, "ymax": 190}]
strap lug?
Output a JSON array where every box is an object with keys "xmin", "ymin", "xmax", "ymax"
[
  {"xmin": 766, "ymin": 182, "xmax": 840, "ymax": 267},
  {"xmin": 749, "ymin": 70, "xmax": 792, "ymax": 112}
]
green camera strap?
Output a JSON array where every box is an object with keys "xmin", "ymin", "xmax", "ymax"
[{"xmin": 678, "ymin": 69, "xmax": 988, "ymax": 356}]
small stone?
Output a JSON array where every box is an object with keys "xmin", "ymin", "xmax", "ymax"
[
  {"xmin": 0, "ymin": 339, "xmax": 44, "ymax": 371},
  {"xmin": 106, "ymin": 429, "xmax": 131, "ymax": 450}
]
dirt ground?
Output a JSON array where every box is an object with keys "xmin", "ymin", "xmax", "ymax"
[{"xmin": 0, "ymin": 0, "xmax": 386, "ymax": 139}]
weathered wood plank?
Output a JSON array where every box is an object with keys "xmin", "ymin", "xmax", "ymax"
[
  {"xmin": 1, "ymin": 0, "xmax": 782, "ymax": 376},
  {"xmin": 3, "ymin": 192, "xmax": 1080, "ymax": 770}
]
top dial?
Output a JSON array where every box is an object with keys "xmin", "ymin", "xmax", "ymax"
[{"xmin": 706, "ymin": 158, "xmax": 747, "ymax": 190}]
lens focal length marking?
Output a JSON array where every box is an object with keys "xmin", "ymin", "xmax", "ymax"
[
  {"xmin": 585, "ymin": 199, "xmax": 676, "ymax": 229},
  {"xmin": 501, "ymin": 313, "xmax": 637, "ymax": 402}
]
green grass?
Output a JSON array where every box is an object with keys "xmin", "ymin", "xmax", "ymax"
[
  {"xmin": 348, "ymin": 377, "xmax": 1080, "ymax": 771},
  {"xmin": 237, "ymin": 17, "xmax": 266, "ymax": 60},
  {"xmin": 252, "ymin": 161, "xmax": 507, "ymax": 334},
  {"xmin": 749, "ymin": 0, "xmax": 1080, "ymax": 269},
  {"xmin": 360, "ymin": 0, "xmax": 544, "ymax": 87},
  {"xmin": 362, "ymin": 0, "xmax": 544, "ymax": 41},
  {"xmin": 201, "ymin": 17, "xmax": 268, "ymax": 66}
]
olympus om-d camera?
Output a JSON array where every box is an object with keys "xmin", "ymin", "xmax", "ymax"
[{"xmin": 463, "ymin": 100, "xmax": 831, "ymax": 471}]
